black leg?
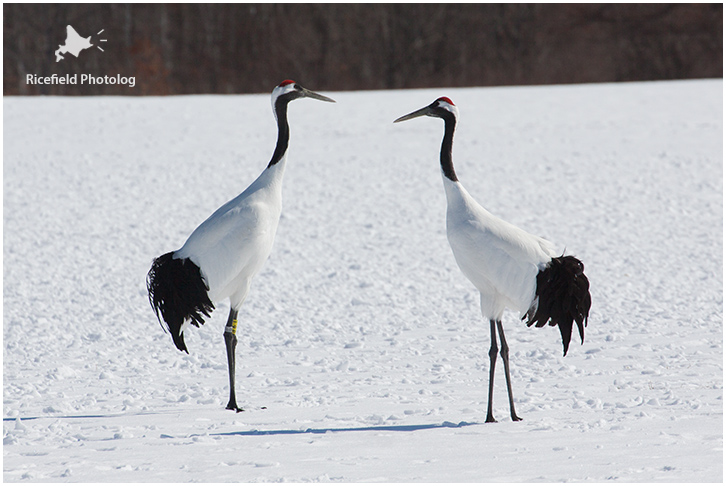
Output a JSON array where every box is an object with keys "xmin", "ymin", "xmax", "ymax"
[
  {"xmin": 496, "ymin": 320, "xmax": 522, "ymax": 422},
  {"xmin": 485, "ymin": 319, "xmax": 498, "ymax": 423},
  {"xmin": 224, "ymin": 308, "xmax": 243, "ymax": 412}
]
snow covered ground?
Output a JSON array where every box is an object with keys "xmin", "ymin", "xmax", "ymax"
[{"xmin": 3, "ymin": 79, "xmax": 722, "ymax": 482}]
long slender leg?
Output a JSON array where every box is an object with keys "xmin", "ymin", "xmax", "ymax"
[
  {"xmin": 224, "ymin": 308, "xmax": 243, "ymax": 412},
  {"xmin": 496, "ymin": 320, "xmax": 522, "ymax": 422},
  {"xmin": 485, "ymin": 319, "xmax": 498, "ymax": 423}
]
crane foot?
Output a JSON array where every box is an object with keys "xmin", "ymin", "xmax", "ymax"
[{"xmin": 226, "ymin": 402, "xmax": 244, "ymax": 413}]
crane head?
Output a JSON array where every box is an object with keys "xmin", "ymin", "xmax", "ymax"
[
  {"xmin": 272, "ymin": 80, "xmax": 336, "ymax": 107},
  {"xmin": 394, "ymin": 97, "xmax": 459, "ymax": 124}
]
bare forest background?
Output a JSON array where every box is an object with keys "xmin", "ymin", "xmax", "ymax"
[{"xmin": 3, "ymin": 3, "xmax": 723, "ymax": 96}]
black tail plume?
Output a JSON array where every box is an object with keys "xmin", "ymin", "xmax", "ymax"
[
  {"xmin": 523, "ymin": 255, "xmax": 591, "ymax": 356},
  {"xmin": 146, "ymin": 252, "xmax": 215, "ymax": 353}
]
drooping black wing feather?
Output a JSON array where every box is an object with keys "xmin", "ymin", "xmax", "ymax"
[
  {"xmin": 147, "ymin": 252, "xmax": 215, "ymax": 353},
  {"xmin": 523, "ymin": 255, "xmax": 591, "ymax": 356}
]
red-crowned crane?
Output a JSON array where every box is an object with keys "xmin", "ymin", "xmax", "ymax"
[
  {"xmin": 147, "ymin": 80, "xmax": 335, "ymax": 412},
  {"xmin": 394, "ymin": 97, "xmax": 591, "ymax": 423}
]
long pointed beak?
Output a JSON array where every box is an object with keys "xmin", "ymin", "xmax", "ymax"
[
  {"xmin": 301, "ymin": 87, "xmax": 336, "ymax": 103},
  {"xmin": 394, "ymin": 106, "xmax": 431, "ymax": 123}
]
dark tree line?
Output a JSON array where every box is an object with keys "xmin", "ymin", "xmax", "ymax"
[{"xmin": 3, "ymin": 3, "xmax": 722, "ymax": 96}]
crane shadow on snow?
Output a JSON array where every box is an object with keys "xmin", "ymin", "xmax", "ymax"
[
  {"xmin": 210, "ymin": 420, "xmax": 479, "ymax": 437},
  {"xmin": 3, "ymin": 415, "xmax": 480, "ymax": 438}
]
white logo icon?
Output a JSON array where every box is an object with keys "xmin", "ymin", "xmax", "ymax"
[{"xmin": 55, "ymin": 25, "xmax": 107, "ymax": 62}]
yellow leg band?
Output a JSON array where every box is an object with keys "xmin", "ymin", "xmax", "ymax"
[{"xmin": 225, "ymin": 319, "xmax": 238, "ymax": 335}]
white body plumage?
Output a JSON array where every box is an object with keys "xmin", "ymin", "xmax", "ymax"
[
  {"xmin": 175, "ymin": 157, "xmax": 286, "ymax": 309},
  {"xmin": 443, "ymin": 178, "xmax": 558, "ymax": 321}
]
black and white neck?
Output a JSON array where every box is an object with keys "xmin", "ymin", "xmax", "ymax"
[
  {"xmin": 266, "ymin": 80, "xmax": 336, "ymax": 168},
  {"xmin": 436, "ymin": 100, "xmax": 459, "ymax": 182},
  {"xmin": 393, "ymin": 96, "xmax": 460, "ymax": 182},
  {"xmin": 268, "ymin": 81, "xmax": 301, "ymax": 168}
]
